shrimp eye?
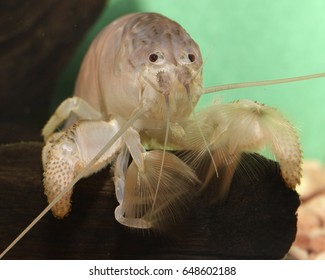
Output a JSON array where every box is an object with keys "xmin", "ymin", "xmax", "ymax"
[
  {"xmin": 149, "ymin": 53, "xmax": 159, "ymax": 62},
  {"xmin": 188, "ymin": 54, "xmax": 196, "ymax": 62}
]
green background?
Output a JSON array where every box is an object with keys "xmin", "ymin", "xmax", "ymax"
[{"xmin": 55, "ymin": 0, "xmax": 325, "ymax": 162}]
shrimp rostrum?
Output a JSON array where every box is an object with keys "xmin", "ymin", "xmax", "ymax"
[{"xmin": 34, "ymin": 12, "xmax": 324, "ymax": 234}]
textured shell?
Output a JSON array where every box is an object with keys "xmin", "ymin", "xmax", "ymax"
[{"xmin": 73, "ymin": 13, "xmax": 203, "ymax": 125}]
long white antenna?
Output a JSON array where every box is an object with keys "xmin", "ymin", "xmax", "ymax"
[{"xmin": 203, "ymin": 73, "xmax": 325, "ymax": 94}]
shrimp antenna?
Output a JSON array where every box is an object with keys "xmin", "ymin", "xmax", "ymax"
[
  {"xmin": 202, "ymin": 73, "xmax": 325, "ymax": 94},
  {"xmin": 0, "ymin": 105, "xmax": 147, "ymax": 259},
  {"xmin": 149, "ymin": 95, "xmax": 170, "ymax": 220}
]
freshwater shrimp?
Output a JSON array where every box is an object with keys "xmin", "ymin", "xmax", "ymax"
[{"xmin": 1, "ymin": 12, "xmax": 324, "ymax": 258}]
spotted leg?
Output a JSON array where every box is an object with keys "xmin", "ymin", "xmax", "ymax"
[{"xmin": 42, "ymin": 119, "xmax": 122, "ymax": 218}]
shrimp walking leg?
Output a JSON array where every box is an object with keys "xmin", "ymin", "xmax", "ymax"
[
  {"xmin": 184, "ymin": 100, "xmax": 302, "ymax": 200},
  {"xmin": 42, "ymin": 97, "xmax": 103, "ymax": 139}
]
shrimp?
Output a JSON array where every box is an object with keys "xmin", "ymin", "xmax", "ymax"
[{"xmin": 1, "ymin": 12, "xmax": 324, "ymax": 258}]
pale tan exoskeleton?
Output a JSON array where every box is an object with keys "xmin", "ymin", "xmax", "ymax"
[{"xmin": 1, "ymin": 12, "xmax": 325, "ymax": 258}]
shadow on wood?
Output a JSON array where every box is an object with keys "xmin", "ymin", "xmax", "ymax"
[{"xmin": 0, "ymin": 142, "xmax": 300, "ymax": 259}]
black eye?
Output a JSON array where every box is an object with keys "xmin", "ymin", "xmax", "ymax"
[
  {"xmin": 149, "ymin": 53, "xmax": 158, "ymax": 62},
  {"xmin": 188, "ymin": 54, "xmax": 195, "ymax": 62}
]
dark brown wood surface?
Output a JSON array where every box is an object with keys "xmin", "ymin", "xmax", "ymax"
[{"xmin": 0, "ymin": 142, "xmax": 300, "ymax": 259}]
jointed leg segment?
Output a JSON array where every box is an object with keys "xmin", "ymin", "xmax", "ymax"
[{"xmin": 42, "ymin": 97, "xmax": 103, "ymax": 139}]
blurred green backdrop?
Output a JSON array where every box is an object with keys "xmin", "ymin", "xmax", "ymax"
[{"xmin": 55, "ymin": 0, "xmax": 325, "ymax": 162}]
